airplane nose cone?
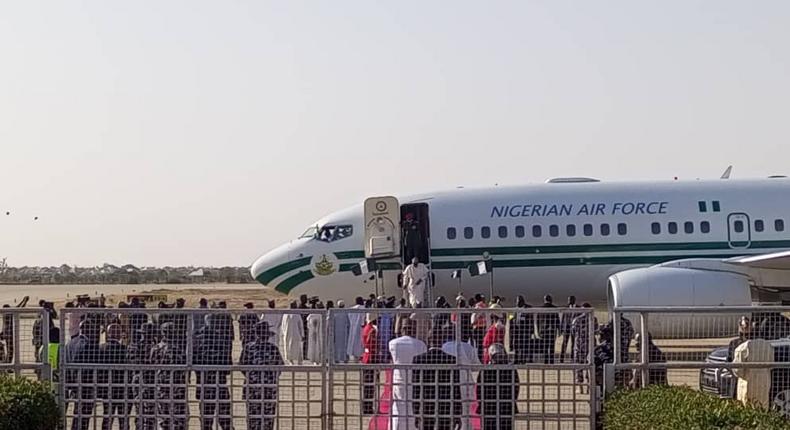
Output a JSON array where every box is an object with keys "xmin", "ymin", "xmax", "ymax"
[{"xmin": 250, "ymin": 244, "xmax": 293, "ymax": 286}]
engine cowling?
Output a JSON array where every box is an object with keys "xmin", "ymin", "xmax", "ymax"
[{"xmin": 608, "ymin": 266, "xmax": 752, "ymax": 338}]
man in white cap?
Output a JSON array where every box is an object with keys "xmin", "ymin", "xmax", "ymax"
[
  {"xmin": 389, "ymin": 320, "xmax": 427, "ymax": 430},
  {"xmin": 332, "ymin": 300, "xmax": 349, "ymax": 363},
  {"xmin": 442, "ymin": 325, "xmax": 480, "ymax": 430},
  {"xmin": 402, "ymin": 257, "xmax": 428, "ymax": 308},
  {"xmin": 347, "ymin": 297, "xmax": 366, "ymax": 362}
]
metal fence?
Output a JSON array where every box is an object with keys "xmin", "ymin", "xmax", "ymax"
[
  {"xmin": 609, "ymin": 305, "xmax": 790, "ymax": 417},
  {"xmin": 55, "ymin": 307, "xmax": 597, "ymax": 430},
  {"xmin": 0, "ymin": 307, "xmax": 52, "ymax": 378}
]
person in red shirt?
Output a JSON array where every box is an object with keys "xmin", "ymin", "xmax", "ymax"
[
  {"xmin": 482, "ymin": 314, "xmax": 506, "ymax": 364},
  {"xmin": 471, "ymin": 294, "xmax": 489, "ymax": 361},
  {"xmin": 361, "ymin": 314, "xmax": 380, "ymax": 414}
]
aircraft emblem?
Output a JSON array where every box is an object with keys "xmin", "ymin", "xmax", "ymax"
[{"xmin": 313, "ymin": 254, "xmax": 337, "ymax": 276}]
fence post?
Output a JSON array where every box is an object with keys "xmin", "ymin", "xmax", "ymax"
[
  {"xmin": 59, "ymin": 310, "xmax": 67, "ymax": 430},
  {"xmin": 612, "ymin": 311, "xmax": 621, "ymax": 368},
  {"xmin": 12, "ymin": 313, "xmax": 20, "ymax": 376},
  {"xmin": 640, "ymin": 312, "xmax": 649, "ymax": 388},
  {"xmin": 41, "ymin": 310, "xmax": 51, "ymax": 382},
  {"xmin": 324, "ymin": 308, "xmax": 333, "ymax": 430},
  {"xmin": 588, "ymin": 310, "xmax": 597, "ymax": 429}
]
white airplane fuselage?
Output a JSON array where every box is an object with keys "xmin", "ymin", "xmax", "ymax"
[{"xmin": 251, "ymin": 178, "xmax": 790, "ymax": 305}]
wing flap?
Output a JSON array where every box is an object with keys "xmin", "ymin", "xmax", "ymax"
[{"xmin": 725, "ymin": 251, "xmax": 790, "ymax": 270}]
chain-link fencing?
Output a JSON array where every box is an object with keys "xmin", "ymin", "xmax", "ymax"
[{"xmin": 56, "ymin": 306, "xmax": 596, "ymax": 430}]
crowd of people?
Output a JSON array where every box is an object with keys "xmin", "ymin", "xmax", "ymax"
[{"xmin": 0, "ymin": 291, "xmax": 676, "ymax": 430}]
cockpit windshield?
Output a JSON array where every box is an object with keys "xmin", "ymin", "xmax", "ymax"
[
  {"xmin": 317, "ymin": 225, "xmax": 354, "ymax": 242},
  {"xmin": 299, "ymin": 226, "xmax": 318, "ymax": 239}
]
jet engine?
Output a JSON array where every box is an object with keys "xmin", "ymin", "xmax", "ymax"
[{"xmin": 608, "ymin": 265, "xmax": 752, "ymax": 338}]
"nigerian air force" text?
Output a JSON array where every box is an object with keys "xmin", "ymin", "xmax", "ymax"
[{"xmin": 490, "ymin": 201, "xmax": 669, "ymax": 218}]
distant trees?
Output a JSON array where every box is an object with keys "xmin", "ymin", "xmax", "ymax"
[{"xmin": 0, "ymin": 264, "xmax": 253, "ymax": 284}]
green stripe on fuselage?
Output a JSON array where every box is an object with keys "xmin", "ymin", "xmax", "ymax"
[
  {"xmin": 430, "ymin": 240, "xmax": 790, "ymax": 257},
  {"xmin": 431, "ymin": 253, "xmax": 745, "ymax": 270},
  {"xmin": 275, "ymin": 271, "xmax": 315, "ymax": 294},
  {"xmin": 261, "ymin": 239, "xmax": 790, "ymax": 293},
  {"xmin": 338, "ymin": 262, "xmax": 403, "ymax": 273},
  {"xmin": 335, "ymin": 250, "xmax": 365, "ymax": 259},
  {"xmin": 256, "ymin": 256, "xmax": 312, "ymax": 285}
]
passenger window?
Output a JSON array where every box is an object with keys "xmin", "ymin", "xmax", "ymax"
[
  {"xmin": 734, "ymin": 220, "xmax": 744, "ymax": 233},
  {"xmin": 755, "ymin": 220, "xmax": 764, "ymax": 232},
  {"xmin": 447, "ymin": 227, "xmax": 456, "ymax": 240},
  {"xmin": 651, "ymin": 222, "xmax": 661, "ymax": 235},
  {"xmin": 668, "ymin": 222, "xmax": 678, "ymax": 234},
  {"xmin": 464, "ymin": 227, "xmax": 474, "ymax": 239},
  {"xmin": 776, "ymin": 219, "xmax": 785, "ymax": 232},
  {"xmin": 498, "ymin": 226, "xmax": 508, "ymax": 238},
  {"xmin": 617, "ymin": 223, "xmax": 627, "ymax": 236},
  {"xmin": 566, "ymin": 224, "xmax": 576, "ymax": 237},
  {"xmin": 600, "ymin": 224, "xmax": 610, "ymax": 236},
  {"xmin": 684, "ymin": 221, "xmax": 694, "ymax": 234},
  {"xmin": 700, "ymin": 221, "xmax": 710, "ymax": 233},
  {"xmin": 532, "ymin": 225, "xmax": 542, "ymax": 238},
  {"xmin": 712, "ymin": 201, "xmax": 721, "ymax": 212},
  {"xmin": 549, "ymin": 225, "xmax": 559, "ymax": 237},
  {"xmin": 481, "ymin": 226, "xmax": 491, "ymax": 239},
  {"xmin": 515, "ymin": 226, "xmax": 525, "ymax": 238},
  {"xmin": 583, "ymin": 224, "xmax": 593, "ymax": 236}
]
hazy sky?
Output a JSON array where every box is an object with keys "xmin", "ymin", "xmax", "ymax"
[{"xmin": 1, "ymin": 1, "xmax": 789, "ymax": 267}]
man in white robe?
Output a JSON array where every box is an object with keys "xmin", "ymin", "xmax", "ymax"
[
  {"xmin": 442, "ymin": 335, "xmax": 481, "ymax": 430},
  {"xmin": 347, "ymin": 297, "xmax": 366, "ymax": 362},
  {"xmin": 332, "ymin": 301, "xmax": 350, "ymax": 363},
  {"xmin": 733, "ymin": 339, "xmax": 774, "ymax": 408},
  {"xmin": 389, "ymin": 321, "xmax": 428, "ymax": 430},
  {"xmin": 402, "ymin": 258, "xmax": 428, "ymax": 308},
  {"xmin": 306, "ymin": 305, "xmax": 325, "ymax": 364},
  {"xmin": 281, "ymin": 302, "xmax": 304, "ymax": 365},
  {"xmin": 260, "ymin": 300, "xmax": 282, "ymax": 351}
]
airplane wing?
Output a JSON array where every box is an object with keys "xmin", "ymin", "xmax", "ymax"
[{"xmin": 725, "ymin": 251, "xmax": 790, "ymax": 270}]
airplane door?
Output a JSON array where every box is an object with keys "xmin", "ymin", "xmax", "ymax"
[
  {"xmin": 727, "ymin": 213, "xmax": 751, "ymax": 249},
  {"xmin": 364, "ymin": 197, "xmax": 400, "ymax": 259},
  {"xmin": 401, "ymin": 203, "xmax": 431, "ymax": 266}
]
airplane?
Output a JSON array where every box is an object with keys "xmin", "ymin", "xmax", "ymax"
[{"xmin": 250, "ymin": 176, "xmax": 790, "ymax": 335}]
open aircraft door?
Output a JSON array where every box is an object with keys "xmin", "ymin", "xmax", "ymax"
[{"xmin": 364, "ymin": 196, "xmax": 400, "ymax": 259}]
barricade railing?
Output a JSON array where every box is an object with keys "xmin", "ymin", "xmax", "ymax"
[
  {"xmin": 60, "ymin": 308, "xmax": 325, "ymax": 430},
  {"xmin": 0, "ymin": 308, "xmax": 52, "ymax": 379},
  {"xmin": 611, "ymin": 305, "xmax": 790, "ymax": 417},
  {"xmin": 326, "ymin": 307, "xmax": 597, "ymax": 430},
  {"xmin": 56, "ymin": 306, "xmax": 596, "ymax": 429}
]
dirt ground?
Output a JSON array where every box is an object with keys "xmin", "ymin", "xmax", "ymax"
[{"xmin": 100, "ymin": 286, "xmax": 291, "ymax": 309}]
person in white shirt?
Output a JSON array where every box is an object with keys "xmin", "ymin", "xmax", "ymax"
[
  {"xmin": 260, "ymin": 300, "xmax": 283, "ymax": 351},
  {"xmin": 402, "ymin": 257, "xmax": 428, "ymax": 308},
  {"xmin": 306, "ymin": 303, "xmax": 325, "ymax": 364},
  {"xmin": 733, "ymin": 338, "xmax": 774, "ymax": 407},
  {"xmin": 389, "ymin": 321, "xmax": 428, "ymax": 430},
  {"xmin": 443, "ymin": 331, "xmax": 481, "ymax": 430},
  {"xmin": 346, "ymin": 297, "xmax": 366, "ymax": 361},
  {"xmin": 281, "ymin": 301, "xmax": 304, "ymax": 365}
]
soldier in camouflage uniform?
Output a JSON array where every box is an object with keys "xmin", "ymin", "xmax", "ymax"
[
  {"xmin": 151, "ymin": 322, "xmax": 188, "ymax": 430},
  {"xmin": 240, "ymin": 321, "xmax": 283, "ymax": 430},
  {"xmin": 128, "ymin": 322, "xmax": 159, "ymax": 430}
]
